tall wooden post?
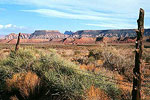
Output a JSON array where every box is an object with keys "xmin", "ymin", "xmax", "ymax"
[
  {"xmin": 132, "ymin": 8, "xmax": 144, "ymax": 100},
  {"xmin": 15, "ymin": 33, "xmax": 21, "ymax": 52}
]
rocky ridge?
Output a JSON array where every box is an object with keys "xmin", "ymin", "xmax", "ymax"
[
  {"xmin": 72, "ymin": 29, "xmax": 150, "ymax": 38},
  {"xmin": 1, "ymin": 29, "xmax": 150, "ymax": 44},
  {"xmin": 29, "ymin": 30, "xmax": 68, "ymax": 39},
  {"xmin": 5, "ymin": 33, "xmax": 31, "ymax": 40}
]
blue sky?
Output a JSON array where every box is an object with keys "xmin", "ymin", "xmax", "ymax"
[{"xmin": 0, "ymin": 0, "xmax": 150, "ymax": 35}]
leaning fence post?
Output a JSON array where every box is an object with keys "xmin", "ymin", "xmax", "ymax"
[
  {"xmin": 132, "ymin": 8, "xmax": 144, "ymax": 100},
  {"xmin": 15, "ymin": 33, "xmax": 21, "ymax": 52}
]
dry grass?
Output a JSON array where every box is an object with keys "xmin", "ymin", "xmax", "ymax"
[
  {"xmin": 114, "ymin": 74, "xmax": 132, "ymax": 91},
  {"xmin": 10, "ymin": 95, "xmax": 19, "ymax": 100},
  {"xmin": 6, "ymin": 71, "xmax": 40, "ymax": 98},
  {"xmin": 80, "ymin": 64, "xmax": 96, "ymax": 72},
  {"xmin": 85, "ymin": 85, "xmax": 110, "ymax": 100},
  {"xmin": 96, "ymin": 60, "xmax": 104, "ymax": 65},
  {"xmin": 114, "ymin": 74, "xmax": 132, "ymax": 100},
  {"xmin": 0, "ymin": 45, "xmax": 138, "ymax": 100},
  {"xmin": 88, "ymin": 44, "xmax": 134, "ymax": 81},
  {"xmin": 0, "ymin": 49, "xmax": 10, "ymax": 60}
]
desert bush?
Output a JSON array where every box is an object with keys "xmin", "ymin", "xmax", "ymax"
[
  {"xmin": 88, "ymin": 44, "xmax": 134, "ymax": 81},
  {"xmin": 0, "ymin": 48, "xmax": 36, "ymax": 73},
  {"xmin": 6, "ymin": 71, "xmax": 40, "ymax": 99},
  {"xmin": 85, "ymin": 85, "xmax": 110, "ymax": 100},
  {"xmin": 89, "ymin": 50, "xmax": 102, "ymax": 60},
  {"xmin": 80, "ymin": 64, "xmax": 96, "ymax": 72},
  {"xmin": 0, "ymin": 49, "xmax": 10, "ymax": 61},
  {"xmin": 32, "ymin": 52, "xmax": 118, "ymax": 99},
  {"xmin": 74, "ymin": 50, "xmax": 81, "ymax": 56},
  {"xmin": 42, "ymin": 69, "xmax": 120, "ymax": 100},
  {"xmin": 75, "ymin": 57, "xmax": 89, "ymax": 65},
  {"xmin": 143, "ymin": 48, "xmax": 150, "ymax": 63},
  {"xmin": 0, "ymin": 48, "xmax": 121, "ymax": 100},
  {"xmin": 10, "ymin": 95, "xmax": 19, "ymax": 100},
  {"xmin": 88, "ymin": 56, "xmax": 96, "ymax": 64}
]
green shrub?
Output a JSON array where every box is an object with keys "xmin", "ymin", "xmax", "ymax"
[
  {"xmin": 143, "ymin": 48, "xmax": 150, "ymax": 63},
  {"xmin": 88, "ymin": 45, "xmax": 134, "ymax": 81},
  {"xmin": 0, "ymin": 48, "xmax": 121, "ymax": 100},
  {"xmin": 74, "ymin": 50, "xmax": 81, "ymax": 55}
]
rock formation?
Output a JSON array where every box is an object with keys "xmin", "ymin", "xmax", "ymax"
[
  {"xmin": 1, "ymin": 29, "xmax": 150, "ymax": 44},
  {"xmin": 64, "ymin": 31, "xmax": 74, "ymax": 35},
  {"xmin": 30, "ymin": 30, "xmax": 68, "ymax": 39},
  {"xmin": 5, "ymin": 33, "xmax": 30, "ymax": 39},
  {"xmin": 71, "ymin": 29, "xmax": 150, "ymax": 38}
]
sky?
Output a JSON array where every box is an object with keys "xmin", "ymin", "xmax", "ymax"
[{"xmin": 0, "ymin": 0, "xmax": 150, "ymax": 35}]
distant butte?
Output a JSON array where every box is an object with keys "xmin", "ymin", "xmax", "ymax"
[
  {"xmin": 29, "ymin": 30, "xmax": 68, "ymax": 39},
  {"xmin": 1, "ymin": 29, "xmax": 150, "ymax": 44}
]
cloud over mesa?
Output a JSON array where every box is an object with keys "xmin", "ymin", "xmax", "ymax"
[
  {"xmin": 0, "ymin": 24, "xmax": 24, "ymax": 29},
  {"xmin": 0, "ymin": 0, "xmax": 150, "ymax": 33},
  {"xmin": 0, "ymin": 24, "xmax": 33, "ymax": 35}
]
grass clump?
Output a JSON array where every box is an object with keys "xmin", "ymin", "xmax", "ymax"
[
  {"xmin": 85, "ymin": 85, "xmax": 110, "ymax": 100},
  {"xmin": 6, "ymin": 71, "xmax": 40, "ymax": 100},
  {"xmin": 0, "ymin": 48, "xmax": 121, "ymax": 100}
]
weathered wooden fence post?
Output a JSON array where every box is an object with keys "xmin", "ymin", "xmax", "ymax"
[
  {"xmin": 15, "ymin": 33, "xmax": 21, "ymax": 52},
  {"xmin": 132, "ymin": 8, "xmax": 144, "ymax": 100}
]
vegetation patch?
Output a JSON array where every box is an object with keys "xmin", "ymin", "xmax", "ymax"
[{"xmin": 0, "ymin": 48, "xmax": 121, "ymax": 100}]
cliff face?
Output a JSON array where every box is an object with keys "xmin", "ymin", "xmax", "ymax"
[
  {"xmin": 5, "ymin": 33, "xmax": 31, "ymax": 39},
  {"xmin": 1, "ymin": 29, "xmax": 150, "ymax": 44},
  {"xmin": 4, "ymin": 29, "xmax": 150, "ymax": 40},
  {"xmin": 71, "ymin": 29, "xmax": 150, "ymax": 38},
  {"xmin": 64, "ymin": 31, "xmax": 74, "ymax": 35},
  {"xmin": 30, "ymin": 30, "xmax": 68, "ymax": 39},
  {"xmin": 4, "ymin": 30, "xmax": 69, "ymax": 40}
]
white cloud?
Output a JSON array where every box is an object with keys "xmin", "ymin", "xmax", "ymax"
[
  {"xmin": 5, "ymin": 24, "xmax": 15, "ymax": 28},
  {"xmin": 17, "ymin": 0, "xmax": 150, "ymax": 27},
  {"xmin": 0, "ymin": 24, "xmax": 33, "ymax": 35},
  {"xmin": 22, "ymin": 9, "xmax": 123, "ymax": 22},
  {"xmin": 0, "ymin": 25, "xmax": 3, "ymax": 29},
  {"xmin": 86, "ymin": 23, "xmax": 137, "ymax": 29},
  {"xmin": 1, "ymin": 0, "xmax": 149, "ymax": 13},
  {"xmin": 0, "ymin": 24, "xmax": 25, "ymax": 29},
  {"xmin": 1, "ymin": 0, "xmax": 150, "ymax": 16},
  {"xmin": 0, "ymin": 0, "xmax": 150, "ymax": 29}
]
